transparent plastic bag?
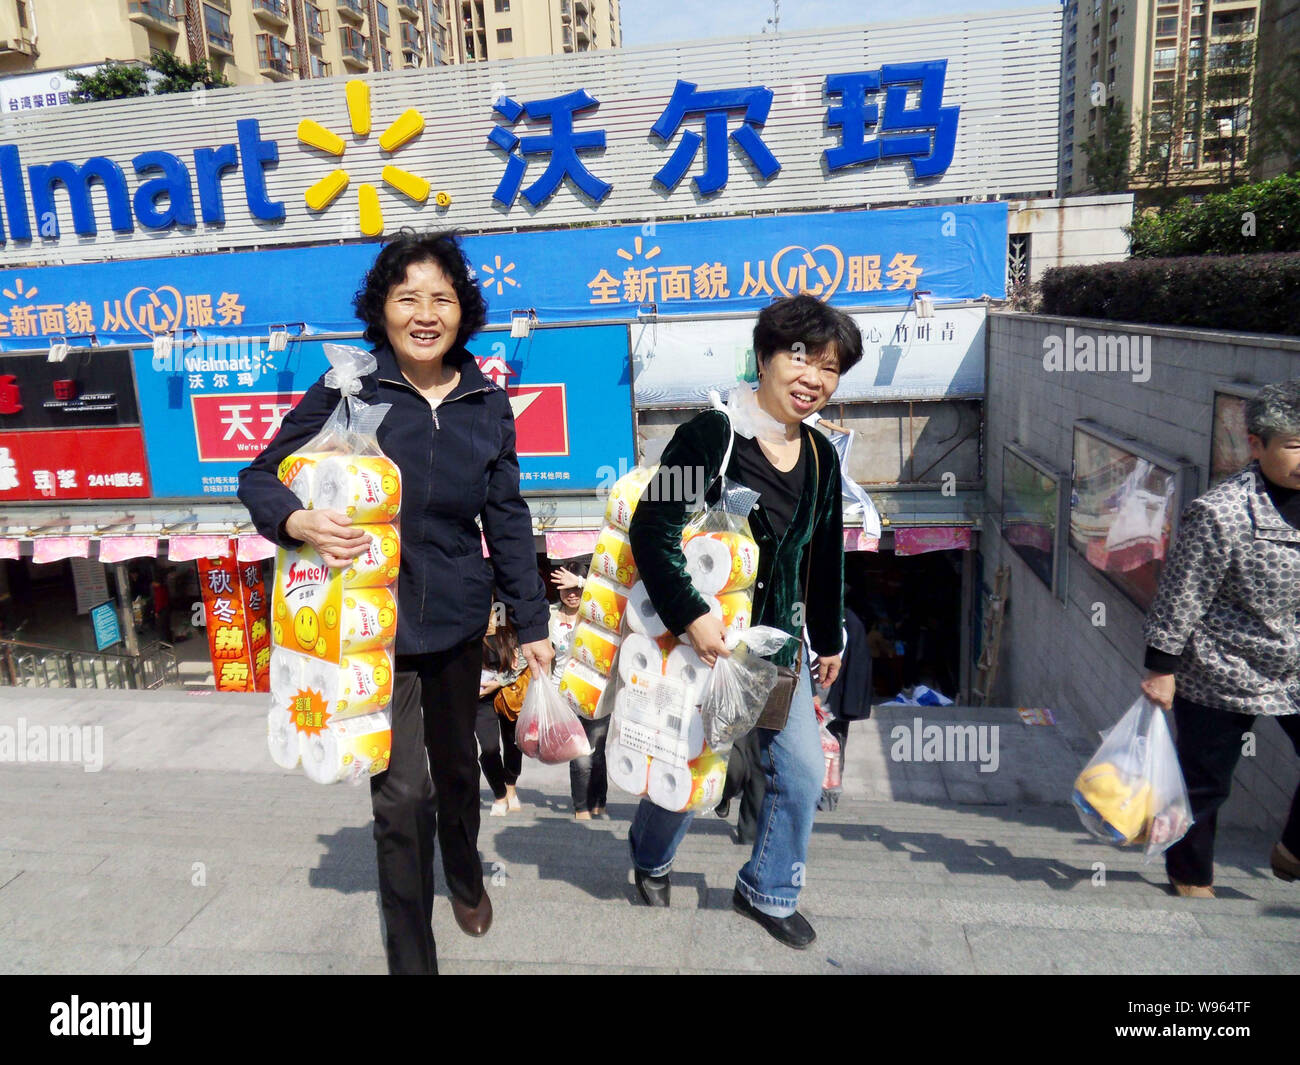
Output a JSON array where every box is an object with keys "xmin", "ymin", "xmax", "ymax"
[
  {"xmin": 1071, "ymin": 696, "xmax": 1192, "ymax": 862},
  {"xmin": 698, "ymin": 625, "xmax": 792, "ymax": 751},
  {"xmin": 516, "ymin": 666, "xmax": 592, "ymax": 765}
]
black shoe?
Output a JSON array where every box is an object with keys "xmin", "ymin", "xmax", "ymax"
[
  {"xmin": 731, "ymin": 888, "xmax": 816, "ymax": 949},
  {"xmin": 634, "ymin": 869, "xmax": 671, "ymax": 907},
  {"xmin": 714, "ymin": 798, "xmax": 731, "ymax": 818}
]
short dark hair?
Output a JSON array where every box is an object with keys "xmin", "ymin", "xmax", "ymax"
[
  {"xmin": 1246, "ymin": 379, "xmax": 1300, "ymax": 444},
  {"xmin": 353, "ymin": 229, "xmax": 488, "ymax": 348},
  {"xmin": 752, "ymin": 294, "xmax": 863, "ymax": 376}
]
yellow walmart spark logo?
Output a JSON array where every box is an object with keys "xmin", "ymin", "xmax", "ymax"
[{"xmin": 296, "ymin": 79, "xmax": 448, "ymax": 237}]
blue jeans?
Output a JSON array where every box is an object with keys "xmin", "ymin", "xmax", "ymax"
[{"xmin": 628, "ymin": 659, "xmax": 823, "ymax": 917}]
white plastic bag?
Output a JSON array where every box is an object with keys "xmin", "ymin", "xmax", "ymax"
[
  {"xmin": 698, "ymin": 624, "xmax": 792, "ymax": 750},
  {"xmin": 1071, "ymin": 696, "xmax": 1192, "ymax": 862},
  {"xmin": 516, "ymin": 666, "xmax": 592, "ymax": 765}
]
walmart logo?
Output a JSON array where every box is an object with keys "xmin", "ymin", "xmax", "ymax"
[{"xmin": 297, "ymin": 79, "xmax": 446, "ymax": 237}]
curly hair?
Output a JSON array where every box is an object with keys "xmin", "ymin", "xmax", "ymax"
[
  {"xmin": 352, "ymin": 229, "xmax": 488, "ymax": 348},
  {"xmin": 1247, "ymin": 378, "xmax": 1300, "ymax": 444}
]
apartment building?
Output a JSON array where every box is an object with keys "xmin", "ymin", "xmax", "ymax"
[
  {"xmin": 0, "ymin": 0, "xmax": 459, "ymax": 87},
  {"xmin": 446, "ymin": 0, "xmax": 620, "ymax": 63},
  {"xmin": 1059, "ymin": 0, "xmax": 1265, "ymax": 198}
]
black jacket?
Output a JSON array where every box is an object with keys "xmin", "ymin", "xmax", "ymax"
[{"xmin": 237, "ymin": 343, "xmax": 550, "ymax": 655}]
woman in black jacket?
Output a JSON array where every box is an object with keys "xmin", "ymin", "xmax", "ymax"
[{"xmin": 238, "ymin": 230, "xmax": 553, "ymax": 974}]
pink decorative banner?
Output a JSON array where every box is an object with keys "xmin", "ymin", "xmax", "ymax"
[
  {"xmin": 168, "ymin": 535, "xmax": 231, "ymax": 562},
  {"xmin": 236, "ymin": 534, "xmax": 276, "ymax": 562},
  {"xmin": 843, "ymin": 528, "xmax": 880, "ymax": 552},
  {"xmin": 893, "ymin": 526, "xmax": 972, "ymax": 556},
  {"xmin": 33, "ymin": 537, "xmax": 91, "ymax": 564},
  {"xmin": 545, "ymin": 530, "xmax": 600, "ymax": 558},
  {"xmin": 99, "ymin": 536, "xmax": 159, "ymax": 564},
  {"xmin": 0, "ymin": 539, "xmax": 18, "ymax": 560}
]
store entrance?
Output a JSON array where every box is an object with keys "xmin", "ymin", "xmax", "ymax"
[{"xmin": 844, "ymin": 547, "xmax": 966, "ymax": 705}]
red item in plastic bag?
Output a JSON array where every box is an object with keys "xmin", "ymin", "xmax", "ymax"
[
  {"xmin": 516, "ymin": 714, "xmax": 540, "ymax": 759},
  {"xmin": 516, "ymin": 667, "xmax": 591, "ymax": 764},
  {"xmin": 540, "ymin": 713, "xmax": 590, "ymax": 764},
  {"xmin": 820, "ymin": 718, "xmax": 841, "ymax": 790}
]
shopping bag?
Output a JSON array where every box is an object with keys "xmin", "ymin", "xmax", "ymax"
[
  {"xmin": 698, "ymin": 624, "xmax": 791, "ymax": 751},
  {"xmin": 817, "ymin": 701, "xmax": 842, "ymax": 791},
  {"xmin": 516, "ymin": 666, "xmax": 592, "ymax": 765},
  {"xmin": 1071, "ymin": 696, "xmax": 1192, "ymax": 862}
]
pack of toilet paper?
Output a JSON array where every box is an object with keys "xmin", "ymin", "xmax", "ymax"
[{"xmin": 265, "ymin": 343, "xmax": 401, "ymax": 785}]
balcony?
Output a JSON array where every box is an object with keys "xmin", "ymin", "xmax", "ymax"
[
  {"xmin": 306, "ymin": 3, "xmax": 329, "ymax": 42},
  {"xmin": 340, "ymin": 26, "xmax": 370, "ymax": 67},
  {"xmin": 401, "ymin": 24, "xmax": 423, "ymax": 50},
  {"xmin": 207, "ymin": 0, "xmax": 230, "ymax": 9},
  {"xmin": 310, "ymin": 55, "xmax": 333, "ymax": 78},
  {"xmin": 337, "ymin": 0, "xmax": 365, "ymax": 23},
  {"xmin": 252, "ymin": 0, "xmax": 290, "ymax": 27},
  {"xmin": 561, "ymin": 0, "xmax": 571, "ymax": 19},
  {"xmin": 128, "ymin": 0, "xmax": 180, "ymax": 31},
  {"xmin": 257, "ymin": 32, "xmax": 294, "ymax": 78},
  {"xmin": 207, "ymin": 28, "xmax": 234, "ymax": 55},
  {"xmin": 398, "ymin": 0, "xmax": 420, "ymax": 16},
  {"xmin": 575, "ymin": 0, "xmax": 588, "ymax": 13}
]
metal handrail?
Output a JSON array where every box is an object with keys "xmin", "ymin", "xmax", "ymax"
[{"xmin": 0, "ymin": 637, "xmax": 179, "ymax": 690}]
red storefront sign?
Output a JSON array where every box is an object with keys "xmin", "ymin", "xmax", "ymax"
[
  {"xmin": 197, "ymin": 549, "xmax": 271, "ymax": 693},
  {"xmin": 508, "ymin": 384, "xmax": 568, "ymax": 456},
  {"xmin": 191, "ymin": 392, "xmax": 305, "ymax": 463},
  {"xmin": 0, "ymin": 428, "xmax": 150, "ymax": 501}
]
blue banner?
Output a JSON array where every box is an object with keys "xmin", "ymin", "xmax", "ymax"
[
  {"xmin": 131, "ymin": 326, "xmax": 634, "ymax": 499},
  {"xmin": 90, "ymin": 601, "xmax": 122, "ymax": 651},
  {"xmin": 0, "ymin": 203, "xmax": 1006, "ymax": 348}
]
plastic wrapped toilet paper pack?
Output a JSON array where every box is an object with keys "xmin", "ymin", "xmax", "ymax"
[
  {"xmin": 647, "ymin": 748, "xmax": 727, "ymax": 812},
  {"xmin": 604, "ymin": 465, "xmax": 657, "ymax": 531},
  {"xmin": 341, "ymin": 524, "xmax": 401, "ymax": 588},
  {"xmin": 607, "ymin": 740, "xmax": 652, "ymax": 796},
  {"xmin": 665, "ymin": 643, "xmax": 709, "ymax": 709},
  {"xmin": 267, "ymin": 706, "xmax": 301, "ymax": 769},
  {"xmin": 682, "ymin": 531, "xmax": 759, "ymax": 596},
  {"xmin": 709, "ymin": 589, "xmax": 753, "ymax": 632},
  {"xmin": 625, "ymin": 580, "xmax": 670, "ymax": 637},
  {"xmin": 579, "ymin": 576, "xmax": 628, "ymax": 632},
  {"xmin": 570, "ymin": 622, "xmax": 621, "ymax": 676},
  {"xmin": 298, "ymin": 710, "xmax": 393, "ymax": 785},
  {"xmin": 277, "ymin": 450, "xmax": 335, "ymax": 509},
  {"xmin": 558, "ymin": 659, "xmax": 611, "ymax": 719},
  {"xmin": 313, "ymin": 455, "xmax": 402, "ymax": 522},
  {"xmin": 590, "ymin": 526, "xmax": 639, "ymax": 587},
  {"xmin": 617, "ymin": 633, "xmax": 669, "ymax": 685}
]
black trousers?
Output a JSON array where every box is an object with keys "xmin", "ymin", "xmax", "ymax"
[
  {"xmin": 370, "ymin": 634, "xmax": 485, "ymax": 975},
  {"xmin": 1164, "ymin": 695, "xmax": 1300, "ymax": 887},
  {"xmin": 475, "ymin": 698, "xmax": 522, "ymax": 799},
  {"xmin": 720, "ymin": 729, "xmax": 766, "ymax": 845},
  {"xmin": 569, "ymin": 713, "xmax": 610, "ymax": 812}
]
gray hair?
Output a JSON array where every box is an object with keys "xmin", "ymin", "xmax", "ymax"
[{"xmin": 1246, "ymin": 379, "xmax": 1300, "ymax": 443}]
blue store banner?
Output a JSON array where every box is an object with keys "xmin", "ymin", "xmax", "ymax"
[
  {"xmin": 0, "ymin": 203, "xmax": 1007, "ymax": 348},
  {"xmin": 131, "ymin": 326, "xmax": 634, "ymax": 498}
]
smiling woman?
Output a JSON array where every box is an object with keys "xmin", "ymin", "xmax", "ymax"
[{"xmin": 237, "ymin": 229, "xmax": 553, "ymax": 974}]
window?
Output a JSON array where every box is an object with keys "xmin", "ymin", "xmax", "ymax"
[
  {"xmin": 494, "ymin": 0, "xmax": 509, "ymax": 9},
  {"xmin": 16, "ymin": 0, "xmax": 27, "ymax": 30},
  {"xmin": 1154, "ymin": 47, "xmax": 1176, "ymax": 69},
  {"xmin": 496, "ymin": 27, "xmax": 511, "ymax": 42},
  {"xmin": 1156, "ymin": 16, "xmax": 1178, "ymax": 37},
  {"xmin": 257, "ymin": 33, "xmax": 292, "ymax": 73},
  {"xmin": 204, "ymin": 3, "xmax": 233, "ymax": 51},
  {"xmin": 376, "ymin": 2, "xmax": 389, "ymax": 35}
]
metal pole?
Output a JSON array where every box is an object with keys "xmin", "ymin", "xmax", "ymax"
[{"xmin": 112, "ymin": 562, "xmax": 141, "ymax": 657}]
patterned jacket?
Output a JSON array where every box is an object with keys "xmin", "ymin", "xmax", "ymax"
[{"xmin": 1143, "ymin": 462, "xmax": 1300, "ymax": 715}]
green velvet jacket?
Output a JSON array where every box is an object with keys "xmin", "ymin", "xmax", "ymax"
[{"xmin": 628, "ymin": 408, "xmax": 845, "ymax": 669}]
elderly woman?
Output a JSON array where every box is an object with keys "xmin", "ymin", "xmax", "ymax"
[
  {"xmin": 238, "ymin": 230, "xmax": 553, "ymax": 973},
  {"xmin": 1142, "ymin": 378, "xmax": 1300, "ymax": 897},
  {"xmin": 625, "ymin": 294, "xmax": 862, "ymax": 949}
]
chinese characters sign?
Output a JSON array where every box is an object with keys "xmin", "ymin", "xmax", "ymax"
[{"xmin": 198, "ymin": 551, "xmax": 271, "ymax": 693}]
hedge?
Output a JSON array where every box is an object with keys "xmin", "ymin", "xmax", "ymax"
[
  {"xmin": 1127, "ymin": 173, "xmax": 1300, "ymax": 258},
  {"xmin": 1037, "ymin": 253, "xmax": 1300, "ymax": 336}
]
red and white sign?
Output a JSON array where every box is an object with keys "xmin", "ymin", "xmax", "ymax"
[
  {"xmin": 508, "ymin": 384, "xmax": 568, "ymax": 457},
  {"xmin": 191, "ymin": 392, "xmax": 305, "ymax": 463},
  {"xmin": 0, "ymin": 428, "xmax": 150, "ymax": 501}
]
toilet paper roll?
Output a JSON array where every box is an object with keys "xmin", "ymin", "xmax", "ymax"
[
  {"xmin": 340, "ymin": 587, "xmax": 398, "ymax": 653},
  {"xmin": 341, "ymin": 524, "xmax": 401, "ymax": 588},
  {"xmin": 335, "ymin": 649, "xmax": 395, "ymax": 718},
  {"xmin": 617, "ymin": 632, "xmax": 668, "ymax": 685},
  {"xmin": 558, "ymin": 660, "xmax": 610, "ymax": 720},
  {"xmin": 299, "ymin": 711, "xmax": 392, "ymax": 785},
  {"xmin": 604, "ymin": 466, "xmax": 656, "ymax": 531},
  {"xmin": 607, "ymin": 740, "xmax": 651, "ymax": 796},
  {"xmin": 578, "ymin": 576, "xmax": 628, "ymax": 633},
  {"xmin": 277, "ymin": 451, "xmax": 333, "ymax": 508},
  {"xmin": 270, "ymin": 646, "xmax": 303, "ymax": 706},
  {"xmin": 267, "ymin": 706, "xmax": 301, "ymax": 770},
  {"xmin": 665, "ymin": 644, "xmax": 709, "ymax": 708},
  {"xmin": 708, "ymin": 589, "xmax": 754, "ymax": 632},
  {"xmin": 570, "ymin": 622, "xmax": 621, "ymax": 676},
  {"xmin": 591, "ymin": 526, "xmax": 639, "ymax": 587},
  {"xmin": 682, "ymin": 531, "xmax": 759, "ymax": 596},
  {"xmin": 313, "ymin": 456, "xmax": 402, "ymax": 522},
  {"xmin": 625, "ymin": 581, "xmax": 669, "ymax": 637},
  {"xmin": 647, "ymin": 748, "xmax": 728, "ymax": 813}
]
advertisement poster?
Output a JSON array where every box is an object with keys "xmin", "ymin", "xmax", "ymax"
[{"xmin": 197, "ymin": 550, "xmax": 271, "ymax": 693}]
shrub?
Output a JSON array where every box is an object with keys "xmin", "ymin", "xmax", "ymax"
[
  {"xmin": 1126, "ymin": 173, "xmax": 1300, "ymax": 257},
  {"xmin": 1038, "ymin": 253, "xmax": 1300, "ymax": 336}
]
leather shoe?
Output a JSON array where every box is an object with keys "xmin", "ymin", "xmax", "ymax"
[
  {"xmin": 732, "ymin": 888, "xmax": 816, "ymax": 949},
  {"xmin": 1271, "ymin": 842, "xmax": 1300, "ymax": 882},
  {"xmin": 451, "ymin": 890, "xmax": 492, "ymax": 936},
  {"xmin": 1168, "ymin": 878, "xmax": 1215, "ymax": 898},
  {"xmin": 634, "ymin": 869, "xmax": 670, "ymax": 907},
  {"xmin": 714, "ymin": 798, "xmax": 731, "ymax": 818}
]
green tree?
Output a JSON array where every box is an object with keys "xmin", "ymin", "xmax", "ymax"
[
  {"xmin": 1081, "ymin": 100, "xmax": 1135, "ymax": 193},
  {"xmin": 149, "ymin": 50, "xmax": 231, "ymax": 95},
  {"xmin": 67, "ymin": 60, "xmax": 150, "ymax": 104},
  {"xmin": 1249, "ymin": 45, "xmax": 1300, "ymax": 177}
]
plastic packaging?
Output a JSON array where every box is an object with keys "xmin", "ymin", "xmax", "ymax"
[
  {"xmin": 516, "ymin": 666, "xmax": 592, "ymax": 764},
  {"xmin": 1071, "ymin": 696, "xmax": 1192, "ymax": 862},
  {"xmin": 697, "ymin": 624, "xmax": 791, "ymax": 751}
]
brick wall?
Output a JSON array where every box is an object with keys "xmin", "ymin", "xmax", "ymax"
[{"xmin": 984, "ymin": 311, "xmax": 1300, "ymax": 836}]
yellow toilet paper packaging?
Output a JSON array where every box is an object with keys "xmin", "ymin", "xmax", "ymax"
[
  {"xmin": 299, "ymin": 710, "xmax": 393, "ymax": 785},
  {"xmin": 579, "ymin": 576, "xmax": 628, "ymax": 633},
  {"xmin": 682, "ymin": 530, "xmax": 760, "ymax": 596},
  {"xmin": 591, "ymin": 526, "xmax": 639, "ymax": 587},
  {"xmin": 647, "ymin": 748, "xmax": 728, "ymax": 813},
  {"xmin": 272, "ymin": 546, "xmax": 344, "ymax": 662},
  {"xmin": 604, "ymin": 465, "xmax": 657, "ymax": 531},
  {"xmin": 570, "ymin": 622, "xmax": 622, "ymax": 676},
  {"xmin": 558, "ymin": 660, "xmax": 611, "ymax": 719},
  {"xmin": 276, "ymin": 450, "xmax": 335, "ymax": 509},
  {"xmin": 340, "ymin": 587, "xmax": 398, "ymax": 653},
  {"xmin": 313, "ymin": 455, "xmax": 402, "ymax": 522},
  {"xmin": 335, "ymin": 649, "xmax": 395, "ymax": 718},
  {"xmin": 710, "ymin": 589, "xmax": 754, "ymax": 632},
  {"xmin": 342, "ymin": 524, "xmax": 401, "ymax": 588}
]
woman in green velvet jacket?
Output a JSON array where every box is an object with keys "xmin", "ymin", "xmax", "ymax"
[{"xmin": 625, "ymin": 294, "xmax": 863, "ymax": 949}]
